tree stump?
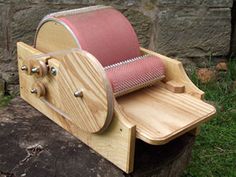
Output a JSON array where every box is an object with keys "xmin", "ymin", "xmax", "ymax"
[{"xmin": 0, "ymin": 97, "xmax": 195, "ymax": 177}]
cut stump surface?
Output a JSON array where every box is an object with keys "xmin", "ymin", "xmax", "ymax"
[{"xmin": 0, "ymin": 97, "xmax": 195, "ymax": 177}]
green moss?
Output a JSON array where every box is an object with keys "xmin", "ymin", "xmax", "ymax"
[{"xmin": 0, "ymin": 95, "xmax": 13, "ymax": 108}]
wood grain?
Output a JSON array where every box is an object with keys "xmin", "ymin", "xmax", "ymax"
[
  {"xmin": 35, "ymin": 21, "xmax": 78, "ymax": 53},
  {"xmin": 165, "ymin": 80, "xmax": 185, "ymax": 93},
  {"xmin": 117, "ymin": 83, "xmax": 216, "ymax": 145},
  {"xmin": 17, "ymin": 42, "xmax": 136, "ymax": 173},
  {"xmin": 18, "ymin": 42, "xmax": 114, "ymax": 133},
  {"xmin": 140, "ymin": 47, "xmax": 204, "ymax": 99},
  {"xmin": 56, "ymin": 50, "xmax": 114, "ymax": 133},
  {"xmin": 17, "ymin": 41, "xmax": 217, "ymax": 173}
]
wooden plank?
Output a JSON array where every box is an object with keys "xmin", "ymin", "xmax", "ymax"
[
  {"xmin": 17, "ymin": 42, "xmax": 136, "ymax": 173},
  {"xmin": 117, "ymin": 84, "xmax": 216, "ymax": 145}
]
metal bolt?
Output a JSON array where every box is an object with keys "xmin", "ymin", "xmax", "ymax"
[
  {"xmin": 30, "ymin": 88, "xmax": 37, "ymax": 94},
  {"xmin": 21, "ymin": 65, "xmax": 28, "ymax": 71},
  {"xmin": 74, "ymin": 89, "xmax": 83, "ymax": 98},
  {"xmin": 50, "ymin": 67, "xmax": 57, "ymax": 76},
  {"xmin": 31, "ymin": 67, "xmax": 39, "ymax": 73}
]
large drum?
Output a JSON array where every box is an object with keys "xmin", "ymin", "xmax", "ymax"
[
  {"xmin": 35, "ymin": 5, "xmax": 165, "ymax": 96},
  {"xmin": 35, "ymin": 5, "xmax": 141, "ymax": 67}
]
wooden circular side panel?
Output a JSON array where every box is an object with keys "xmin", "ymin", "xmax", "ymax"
[
  {"xmin": 35, "ymin": 20, "xmax": 114, "ymax": 133},
  {"xmin": 51, "ymin": 50, "xmax": 114, "ymax": 133},
  {"xmin": 35, "ymin": 20, "xmax": 79, "ymax": 53}
]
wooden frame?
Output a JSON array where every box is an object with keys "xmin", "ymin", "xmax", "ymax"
[{"xmin": 17, "ymin": 42, "xmax": 216, "ymax": 173}]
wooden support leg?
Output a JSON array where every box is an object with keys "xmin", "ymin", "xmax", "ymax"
[{"xmin": 189, "ymin": 126, "xmax": 201, "ymax": 136}]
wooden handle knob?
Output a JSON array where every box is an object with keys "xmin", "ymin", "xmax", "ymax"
[
  {"xmin": 31, "ymin": 82, "xmax": 46, "ymax": 98},
  {"xmin": 21, "ymin": 59, "xmax": 33, "ymax": 75},
  {"xmin": 21, "ymin": 59, "xmax": 48, "ymax": 78},
  {"xmin": 31, "ymin": 60, "xmax": 48, "ymax": 78}
]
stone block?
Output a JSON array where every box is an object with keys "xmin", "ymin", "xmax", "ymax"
[
  {"xmin": 11, "ymin": 5, "xmax": 58, "ymax": 46},
  {"xmin": 155, "ymin": 0, "xmax": 233, "ymax": 8},
  {"xmin": 123, "ymin": 9, "xmax": 153, "ymax": 48},
  {"xmin": 10, "ymin": 4, "xmax": 88, "ymax": 51},
  {"xmin": 0, "ymin": 78, "xmax": 5, "ymax": 97},
  {"xmin": 0, "ymin": 5, "xmax": 4, "ymax": 49},
  {"xmin": 43, "ymin": 0, "xmax": 95, "ymax": 5},
  {"xmin": 1, "ymin": 71, "xmax": 18, "ymax": 85},
  {"xmin": 0, "ymin": 49, "xmax": 4, "ymax": 61},
  {"xmin": 0, "ymin": 4, "xmax": 10, "ymax": 49},
  {"xmin": 0, "ymin": 62, "xmax": 18, "ymax": 85},
  {"xmin": 152, "ymin": 7, "xmax": 231, "ymax": 57},
  {"xmin": 0, "ymin": 3, "xmax": 13, "ymax": 68},
  {"xmin": 231, "ymin": 0, "xmax": 236, "ymax": 55},
  {"xmin": 6, "ymin": 84, "xmax": 19, "ymax": 95}
]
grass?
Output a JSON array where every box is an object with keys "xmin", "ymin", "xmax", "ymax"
[{"xmin": 183, "ymin": 58, "xmax": 236, "ymax": 177}]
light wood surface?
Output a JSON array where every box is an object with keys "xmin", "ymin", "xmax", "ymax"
[
  {"xmin": 17, "ymin": 42, "xmax": 136, "ymax": 173},
  {"xmin": 20, "ymin": 43, "xmax": 114, "ymax": 133},
  {"xmin": 140, "ymin": 47, "xmax": 204, "ymax": 99},
  {"xmin": 35, "ymin": 21, "xmax": 79, "ymax": 53},
  {"xmin": 165, "ymin": 80, "xmax": 185, "ymax": 93},
  {"xmin": 17, "ymin": 42, "xmax": 216, "ymax": 173},
  {"xmin": 55, "ymin": 50, "xmax": 114, "ymax": 133},
  {"xmin": 31, "ymin": 81, "xmax": 46, "ymax": 97},
  {"xmin": 117, "ymin": 83, "xmax": 216, "ymax": 145}
]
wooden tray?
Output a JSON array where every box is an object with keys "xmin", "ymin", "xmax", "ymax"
[{"xmin": 117, "ymin": 83, "xmax": 216, "ymax": 145}]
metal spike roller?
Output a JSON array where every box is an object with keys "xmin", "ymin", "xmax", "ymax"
[{"xmin": 105, "ymin": 55, "xmax": 165, "ymax": 97}]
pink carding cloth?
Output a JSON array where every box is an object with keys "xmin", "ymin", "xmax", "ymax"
[
  {"xmin": 59, "ymin": 8, "xmax": 141, "ymax": 67},
  {"xmin": 47, "ymin": 7, "xmax": 166, "ymax": 96}
]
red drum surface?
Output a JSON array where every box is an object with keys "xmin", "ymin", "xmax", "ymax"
[
  {"xmin": 38, "ymin": 6, "xmax": 165, "ymax": 96},
  {"xmin": 57, "ymin": 7, "xmax": 141, "ymax": 66}
]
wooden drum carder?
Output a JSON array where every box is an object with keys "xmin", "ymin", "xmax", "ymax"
[{"xmin": 17, "ymin": 5, "xmax": 216, "ymax": 173}]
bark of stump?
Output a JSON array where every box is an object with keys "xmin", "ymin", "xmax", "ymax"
[{"xmin": 0, "ymin": 97, "xmax": 195, "ymax": 177}]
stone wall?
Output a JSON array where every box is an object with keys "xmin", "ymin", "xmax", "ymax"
[
  {"xmin": 0, "ymin": 0, "xmax": 234, "ymax": 95},
  {"xmin": 231, "ymin": 0, "xmax": 236, "ymax": 55}
]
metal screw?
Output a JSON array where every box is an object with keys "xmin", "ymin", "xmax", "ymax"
[
  {"xmin": 21, "ymin": 65, "xmax": 28, "ymax": 71},
  {"xmin": 50, "ymin": 67, "xmax": 57, "ymax": 76},
  {"xmin": 30, "ymin": 88, "xmax": 37, "ymax": 94},
  {"xmin": 74, "ymin": 89, "xmax": 83, "ymax": 98},
  {"xmin": 31, "ymin": 67, "xmax": 39, "ymax": 73}
]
